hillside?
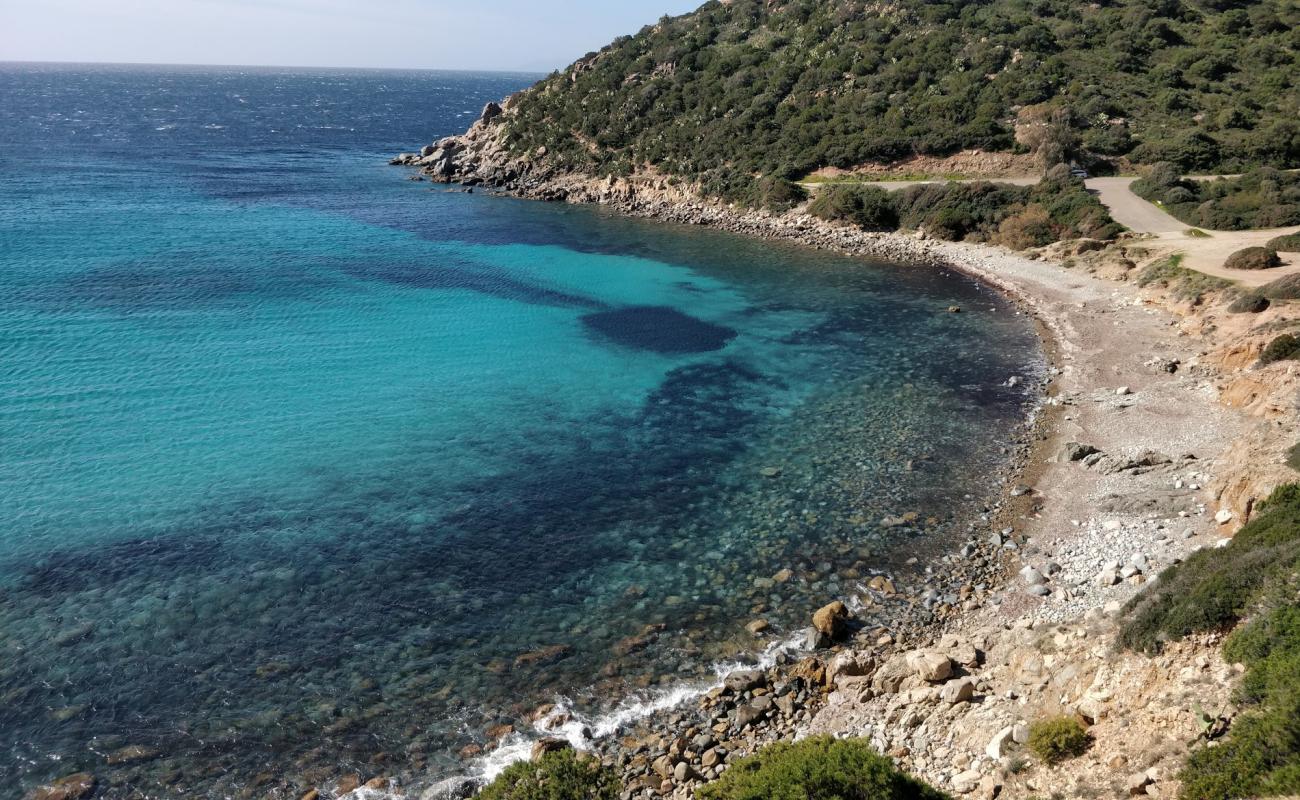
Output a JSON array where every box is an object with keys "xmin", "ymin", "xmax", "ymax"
[{"xmin": 492, "ymin": 0, "xmax": 1297, "ymax": 207}]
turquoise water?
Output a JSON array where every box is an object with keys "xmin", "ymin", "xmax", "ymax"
[{"xmin": 0, "ymin": 65, "xmax": 1042, "ymax": 798}]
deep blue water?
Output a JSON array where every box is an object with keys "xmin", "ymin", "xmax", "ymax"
[{"xmin": 0, "ymin": 64, "xmax": 1042, "ymax": 798}]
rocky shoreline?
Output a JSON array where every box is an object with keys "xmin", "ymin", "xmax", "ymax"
[
  {"xmin": 382, "ymin": 103, "xmax": 1300, "ymax": 800},
  {"xmin": 28, "ymin": 101, "xmax": 1285, "ymax": 800},
  {"xmin": 368, "ymin": 103, "xmax": 1300, "ymax": 800}
]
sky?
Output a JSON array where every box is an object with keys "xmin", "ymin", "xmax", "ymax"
[{"xmin": 0, "ymin": 0, "xmax": 704, "ymax": 72}]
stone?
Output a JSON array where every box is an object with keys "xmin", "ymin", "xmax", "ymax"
[
  {"xmin": 952, "ymin": 769, "xmax": 983, "ymax": 794},
  {"xmin": 1116, "ymin": 386, "xmax": 1132, "ymax": 396},
  {"xmin": 514, "ymin": 644, "xmax": 572, "ymax": 669},
  {"xmin": 1215, "ymin": 509, "xmax": 1234, "ymax": 525},
  {"xmin": 868, "ymin": 575, "xmax": 897, "ymax": 594},
  {"xmin": 1019, "ymin": 566, "xmax": 1046, "ymax": 585},
  {"xmin": 812, "ymin": 601, "xmax": 849, "ymax": 639},
  {"xmin": 872, "ymin": 654, "xmax": 915, "ymax": 693},
  {"xmin": 760, "ymin": 466, "xmax": 782, "ymax": 478},
  {"xmin": 1127, "ymin": 772, "xmax": 1154, "ymax": 795},
  {"xmin": 1096, "ymin": 569, "xmax": 1121, "ymax": 587},
  {"xmin": 826, "ymin": 651, "xmax": 874, "ymax": 687},
  {"xmin": 1064, "ymin": 442, "xmax": 1100, "ymax": 461},
  {"xmin": 724, "ymin": 669, "xmax": 766, "ymax": 694},
  {"xmin": 27, "ymin": 774, "xmax": 96, "ymax": 800},
  {"xmin": 1012, "ymin": 723, "xmax": 1030, "ymax": 744},
  {"xmin": 701, "ymin": 748, "xmax": 722, "ymax": 768},
  {"xmin": 420, "ymin": 777, "xmax": 477, "ymax": 800},
  {"xmin": 420, "ymin": 145, "xmax": 436, "ymax": 157},
  {"xmin": 940, "ymin": 677, "xmax": 976, "ymax": 704},
  {"xmin": 772, "ymin": 568, "xmax": 794, "ymax": 583},
  {"xmin": 986, "ymin": 726, "xmax": 1015, "ymax": 759},
  {"xmin": 479, "ymin": 102, "xmax": 503, "ymax": 123},
  {"xmin": 531, "ymin": 738, "xmax": 571, "ymax": 761},
  {"xmin": 746, "ymin": 619, "xmax": 770, "ymax": 635},
  {"xmin": 908, "ymin": 651, "xmax": 954, "ymax": 683},
  {"xmin": 1028, "ymin": 584, "xmax": 1051, "ymax": 597},
  {"xmin": 673, "ymin": 761, "xmax": 697, "ymax": 782}
]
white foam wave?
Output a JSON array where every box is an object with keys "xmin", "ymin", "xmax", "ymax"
[{"xmin": 473, "ymin": 630, "xmax": 808, "ymax": 783}]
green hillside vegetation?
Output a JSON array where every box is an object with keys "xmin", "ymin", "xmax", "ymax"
[
  {"xmin": 500, "ymin": 0, "xmax": 1299, "ymax": 206},
  {"xmin": 808, "ymin": 169, "xmax": 1121, "ymax": 245},
  {"xmin": 1132, "ymin": 165, "xmax": 1300, "ymax": 230},
  {"xmin": 1120, "ymin": 484, "xmax": 1300, "ymax": 799}
]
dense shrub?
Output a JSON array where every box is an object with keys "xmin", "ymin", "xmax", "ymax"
[
  {"xmin": 754, "ymin": 176, "xmax": 808, "ymax": 211},
  {"xmin": 1027, "ymin": 717, "xmax": 1092, "ymax": 764},
  {"xmin": 1259, "ymin": 334, "xmax": 1300, "ymax": 365},
  {"xmin": 806, "ymin": 176, "xmax": 1118, "ymax": 247},
  {"xmin": 1261, "ymin": 273, "xmax": 1300, "ymax": 300},
  {"xmin": 696, "ymin": 736, "xmax": 951, "ymax": 800},
  {"xmin": 1180, "ymin": 607, "xmax": 1300, "ymax": 799},
  {"xmin": 1136, "ymin": 254, "xmax": 1234, "ymax": 303},
  {"xmin": 1225, "ymin": 247, "xmax": 1283, "ymax": 270},
  {"xmin": 1120, "ymin": 483, "xmax": 1300, "ymax": 654},
  {"xmin": 1226, "ymin": 291, "xmax": 1270, "ymax": 314},
  {"xmin": 1132, "ymin": 166, "xmax": 1300, "ymax": 231},
  {"xmin": 479, "ymin": 749, "xmax": 619, "ymax": 800},
  {"xmin": 1267, "ymin": 233, "xmax": 1300, "ymax": 252},
  {"xmin": 499, "ymin": 0, "xmax": 1300, "ymax": 206},
  {"xmin": 808, "ymin": 185, "xmax": 898, "ymax": 230}
]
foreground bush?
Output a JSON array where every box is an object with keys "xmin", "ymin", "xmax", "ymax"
[
  {"xmin": 1259, "ymin": 334, "xmax": 1300, "ymax": 365},
  {"xmin": 1179, "ymin": 607, "xmax": 1300, "ymax": 799},
  {"xmin": 1121, "ymin": 484, "xmax": 1300, "ymax": 654},
  {"xmin": 696, "ymin": 736, "xmax": 951, "ymax": 800},
  {"xmin": 1267, "ymin": 233, "xmax": 1300, "ymax": 252},
  {"xmin": 1225, "ymin": 247, "xmax": 1283, "ymax": 270},
  {"xmin": 1027, "ymin": 716, "xmax": 1091, "ymax": 764},
  {"xmin": 479, "ymin": 749, "xmax": 619, "ymax": 800}
]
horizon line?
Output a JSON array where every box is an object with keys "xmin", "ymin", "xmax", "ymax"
[{"xmin": 0, "ymin": 58, "xmax": 550, "ymax": 75}]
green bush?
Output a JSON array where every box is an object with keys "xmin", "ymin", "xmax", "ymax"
[
  {"xmin": 479, "ymin": 749, "xmax": 619, "ymax": 800},
  {"xmin": 1226, "ymin": 292, "xmax": 1270, "ymax": 314},
  {"xmin": 1120, "ymin": 484, "xmax": 1300, "ymax": 654},
  {"xmin": 1261, "ymin": 274, "xmax": 1300, "ymax": 300},
  {"xmin": 1267, "ymin": 233, "xmax": 1300, "ymax": 252},
  {"xmin": 1259, "ymin": 334, "xmax": 1300, "ymax": 365},
  {"xmin": 1131, "ymin": 168, "xmax": 1300, "ymax": 231},
  {"xmin": 1026, "ymin": 716, "xmax": 1092, "ymax": 764},
  {"xmin": 696, "ymin": 736, "xmax": 951, "ymax": 800},
  {"xmin": 1225, "ymin": 247, "xmax": 1283, "ymax": 270},
  {"xmin": 1136, "ymin": 254, "xmax": 1234, "ymax": 303},
  {"xmin": 1180, "ymin": 607, "xmax": 1300, "ymax": 799},
  {"xmin": 808, "ymin": 185, "xmax": 898, "ymax": 230}
]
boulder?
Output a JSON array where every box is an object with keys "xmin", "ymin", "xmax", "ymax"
[
  {"xmin": 908, "ymin": 651, "xmax": 954, "ymax": 683},
  {"xmin": 986, "ymin": 726, "xmax": 1015, "ymax": 759},
  {"xmin": 26, "ymin": 774, "xmax": 96, "ymax": 800},
  {"xmin": 871, "ymin": 654, "xmax": 915, "ymax": 693},
  {"xmin": 827, "ymin": 651, "xmax": 874, "ymax": 687},
  {"xmin": 952, "ymin": 770, "xmax": 983, "ymax": 794},
  {"xmin": 812, "ymin": 600, "xmax": 849, "ymax": 639},
  {"xmin": 724, "ymin": 669, "xmax": 767, "ymax": 694},
  {"xmin": 480, "ymin": 102, "xmax": 504, "ymax": 124},
  {"xmin": 420, "ymin": 144, "xmax": 436, "ymax": 157},
  {"xmin": 940, "ymin": 678, "xmax": 976, "ymax": 704}
]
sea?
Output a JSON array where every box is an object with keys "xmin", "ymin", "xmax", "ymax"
[{"xmin": 0, "ymin": 63, "xmax": 1043, "ymax": 798}]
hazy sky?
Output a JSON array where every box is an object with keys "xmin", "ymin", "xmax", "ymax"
[{"xmin": 0, "ymin": 0, "xmax": 703, "ymax": 72}]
